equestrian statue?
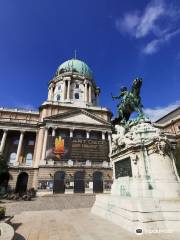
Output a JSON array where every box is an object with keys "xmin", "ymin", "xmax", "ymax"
[{"xmin": 111, "ymin": 78, "xmax": 145, "ymax": 126}]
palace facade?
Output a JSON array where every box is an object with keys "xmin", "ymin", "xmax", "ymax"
[
  {"xmin": 155, "ymin": 106, "xmax": 180, "ymax": 143},
  {"xmin": 0, "ymin": 59, "xmax": 113, "ymax": 194}
]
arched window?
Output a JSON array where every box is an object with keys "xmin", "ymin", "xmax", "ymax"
[
  {"xmin": 26, "ymin": 153, "xmax": 33, "ymax": 166},
  {"xmin": 9, "ymin": 152, "xmax": 16, "ymax": 164},
  {"xmin": 13, "ymin": 139, "xmax": 19, "ymax": 145},
  {"xmin": 75, "ymin": 93, "xmax": 79, "ymax": 99},
  {"xmin": 27, "ymin": 140, "xmax": 35, "ymax": 146},
  {"xmin": 57, "ymin": 95, "xmax": 61, "ymax": 101}
]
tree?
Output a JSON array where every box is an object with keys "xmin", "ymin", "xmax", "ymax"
[
  {"xmin": 0, "ymin": 156, "xmax": 8, "ymax": 175},
  {"xmin": 0, "ymin": 156, "xmax": 9, "ymax": 188}
]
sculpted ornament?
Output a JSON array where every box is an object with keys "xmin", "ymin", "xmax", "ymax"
[{"xmin": 152, "ymin": 136, "xmax": 171, "ymax": 156}]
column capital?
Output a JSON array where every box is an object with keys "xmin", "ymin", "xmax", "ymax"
[
  {"xmin": 102, "ymin": 131, "xmax": 106, "ymax": 140},
  {"xmin": 52, "ymin": 128, "xmax": 56, "ymax": 137},
  {"xmin": 64, "ymin": 76, "xmax": 71, "ymax": 81},
  {"xmin": 84, "ymin": 79, "xmax": 89, "ymax": 84},
  {"xmin": 2, "ymin": 129, "xmax": 8, "ymax": 133},
  {"xmin": 70, "ymin": 128, "xmax": 74, "ymax": 138}
]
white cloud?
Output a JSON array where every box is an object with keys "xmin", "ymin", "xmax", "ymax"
[
  {"xmin": 142, "ymin": 38, "xmax": 162, "ymax": 54},
  {"xmin": 136, "ymin": 0, "xmax": 165, "ymax": 38},
  {"xmin": 116, "ymin": 0, "xmax": 166, "ymax": 38},
  {"xmin": 143, "ymin": 28, "xmax": 180, "ymax": 54},
  {"xmin": 144, "ymin": 101, "xmax": 180, "ymax": 121},
  {"xmin": 115, "ymin": 12, "xmax": 140, "ymax": 37},
  {"xmin": 116, "ymin": 0, "xmax": 180, "ymax": 54}
]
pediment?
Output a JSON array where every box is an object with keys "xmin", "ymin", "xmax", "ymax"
[{"xmin": 45, "ymin": 109, "xmax": 110, "ymax": 126}]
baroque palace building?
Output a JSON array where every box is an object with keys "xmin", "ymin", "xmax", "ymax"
[{"xmin": 0, "ymin": 58, "xmax": 113, "ymax": 194}]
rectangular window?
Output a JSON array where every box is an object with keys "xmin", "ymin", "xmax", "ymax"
[{"xmin": 28, "ymin": 140, "xmax": 35, "ymax": 146}]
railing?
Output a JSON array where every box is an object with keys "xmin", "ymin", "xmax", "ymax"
[
  {"xmin": 8, "ymin": 160, "xmax": 111, "ymax": 168},
  {"xmin": 8, "ymin": 162, "xmax": 33, "ymax": 167},
  {"xmin": 51, "ymin": 160, "xmax": 111, "ymax": 168},
  {"xmin": 0, "ymin": 118, "xmax": 39, "ymax": 125},
  {"xmin": 0, "ymin": 107, "xmax": 38, "ymax": 114}
]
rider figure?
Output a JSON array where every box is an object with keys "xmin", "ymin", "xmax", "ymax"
[
  {"xmin": 112, "ymin": 86, "xmax": 128, "ymax": 102},
  {"xmin": 112, "ymin": 86, "xmax": 129, "ymax": 122},
  {"xmin": 120, "ymin": 86, "xmax": 128, "ymax": 104}
]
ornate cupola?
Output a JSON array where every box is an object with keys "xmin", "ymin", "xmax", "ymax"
[{"xmin": 47, "ymin": 58, "xmax": 101, "ymax": 107}]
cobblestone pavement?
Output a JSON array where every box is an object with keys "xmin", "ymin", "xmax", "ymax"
[
  {"xmin": 3, "ymin": 194, "xmax": 96, "ymax": 216},
  {"xmin": 1, "ymin": 195, "xmax": 180, "ymax": 240}
]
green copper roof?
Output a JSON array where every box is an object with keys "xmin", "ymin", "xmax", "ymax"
[{"xmin": 56, "ymin": 59, "xmax": 93, "ymax": 79}]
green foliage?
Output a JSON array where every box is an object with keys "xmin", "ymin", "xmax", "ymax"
[
  {"xmin": 0, "ymin": 206, "xmax": 5, "ymax": 219},
  {"xmin": 0, "ymin": 157, "xmax": 9, "ymax": 189},
  {"xmin": 0, "ymin": 156, "xmax": 8, "ymax": 175},
  {"xmin": 174, "ymin": 144, "xmax": 180, "ymax": 176}
]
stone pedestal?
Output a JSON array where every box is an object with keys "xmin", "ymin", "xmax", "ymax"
[{"xmin": 92, "ymin": 120, "xmax": 180, "ymax": 233}]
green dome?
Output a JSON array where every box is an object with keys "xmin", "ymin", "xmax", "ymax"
[{"xmin": 56, "ymin": 59, "xmax": 93, "ymax": 79}]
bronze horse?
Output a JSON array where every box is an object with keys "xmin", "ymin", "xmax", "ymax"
[{"xmin": 112, "ymin": 78, "xmax": 144, "ymax": 124}]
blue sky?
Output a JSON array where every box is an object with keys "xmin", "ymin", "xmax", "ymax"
[{"xmin": 0, "ymin": 0, "xmax": 179, "ymax": 120}]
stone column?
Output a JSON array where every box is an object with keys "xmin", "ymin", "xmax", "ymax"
[
  {"xmin": 48, "ymin": 86, "xmax": 54, "ymax": 101},
  {"xmin": 67, "ymin": 80, "xmax": 71, "ymax": 100},
  {"xmin": 50, "ymin": 87, "xmax": 54, "ymax": 101},
  {"xmin": 86, "ymin": 130, "xmax": 90, "ymax": 139},
  {"xmin": 102, "ymin": 132, "xmax": 106, "ymax": 140},
  {"xmin": 33, "ymin": 127, "xmax": 44, "ymax": 168},
  {"xmin": 63, "ymin": 80, "xmax": 66, "ymax": 101},
  {"xmin": 41, "ymin": 128, "xmax": 48, "ymax": 162},
  {"xmin": 52, "ymin": 128, "xmax": 56, "ymax": 137},
  {"xmin": 31, "ymin": 131, "xmax": 38, "ymax": 166},
  {"xmin": 70, "ymin": 129, "xmax": 74, "ymax": 138},
  {"xmin": 0, "ymin": 129, "xmax": 8, "ymax": 154},
  {"xmin": 15, "ymin": 131, "xmax": 24, "ymax": 164},
  {"xmin": 89, "ymin": 85, "xmax": 92, "ymax": 103},
  {"xmin": 84, "ymin": 82, "xmax": 88, "ymax": 102},
  {"xmin": 108, "ymin": 132, "xmax": 112, "ymax": 157},
  {"xmin": 48, "ymin": 88, "xmax": 51, "ymax": 100}
]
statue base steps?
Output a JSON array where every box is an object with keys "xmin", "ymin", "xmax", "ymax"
[{"xmin": 91, "ymin": 194, "xmax": 180, "ymax": 234}]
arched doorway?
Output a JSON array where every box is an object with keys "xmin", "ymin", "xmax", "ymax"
[
  {"xmin": 15, "ymin": 172, "xmax": 28, "ymax": 194},
  {"xmin": 74, "ymin": 171, "xmax": 85, "ymax": 193},
  {"xmin": 53, "ymin": 171, "xmax": 65, "ymax": 193},
  {"xmin": 93, "ymin": 171, "xmax": 103, "ymax": 193}
]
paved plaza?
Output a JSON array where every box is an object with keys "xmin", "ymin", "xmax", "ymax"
[{"xmin": 0, "ymin": 195, "xmax": 180, "ymax": 240}]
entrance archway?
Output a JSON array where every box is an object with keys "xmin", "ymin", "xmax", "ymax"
[
  {"xmin": 15, "ymin": 172, "xmax": 28, "ymax": 194},
  {"xmin": 53, "ymin": 171, "xmax": 65, "ymax": 193},
  {"xmin": 93, "ymin": 171, "xmax": 103, "ymax": 193},
  {"xmin": 74, "ymin": 171, "xmax": 85, "ymax": 193}
]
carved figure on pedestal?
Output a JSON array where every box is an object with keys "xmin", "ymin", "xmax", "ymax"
[{"xmin": 112, "ymin": 78, "xmax": 144, "ymax": 125}]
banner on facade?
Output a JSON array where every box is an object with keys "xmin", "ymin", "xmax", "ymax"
[
  {"xmin": 45, "ymin": 136, "xmax": 109, "ymax": 161},
  {"xmin": 45, "ymin": 136, "xmax": 72, "ymax": 161}
]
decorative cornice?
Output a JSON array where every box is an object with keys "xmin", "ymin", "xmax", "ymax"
[{"xmin": 44, "ymin": 108, "xmax": 111, "ymax": 126}]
